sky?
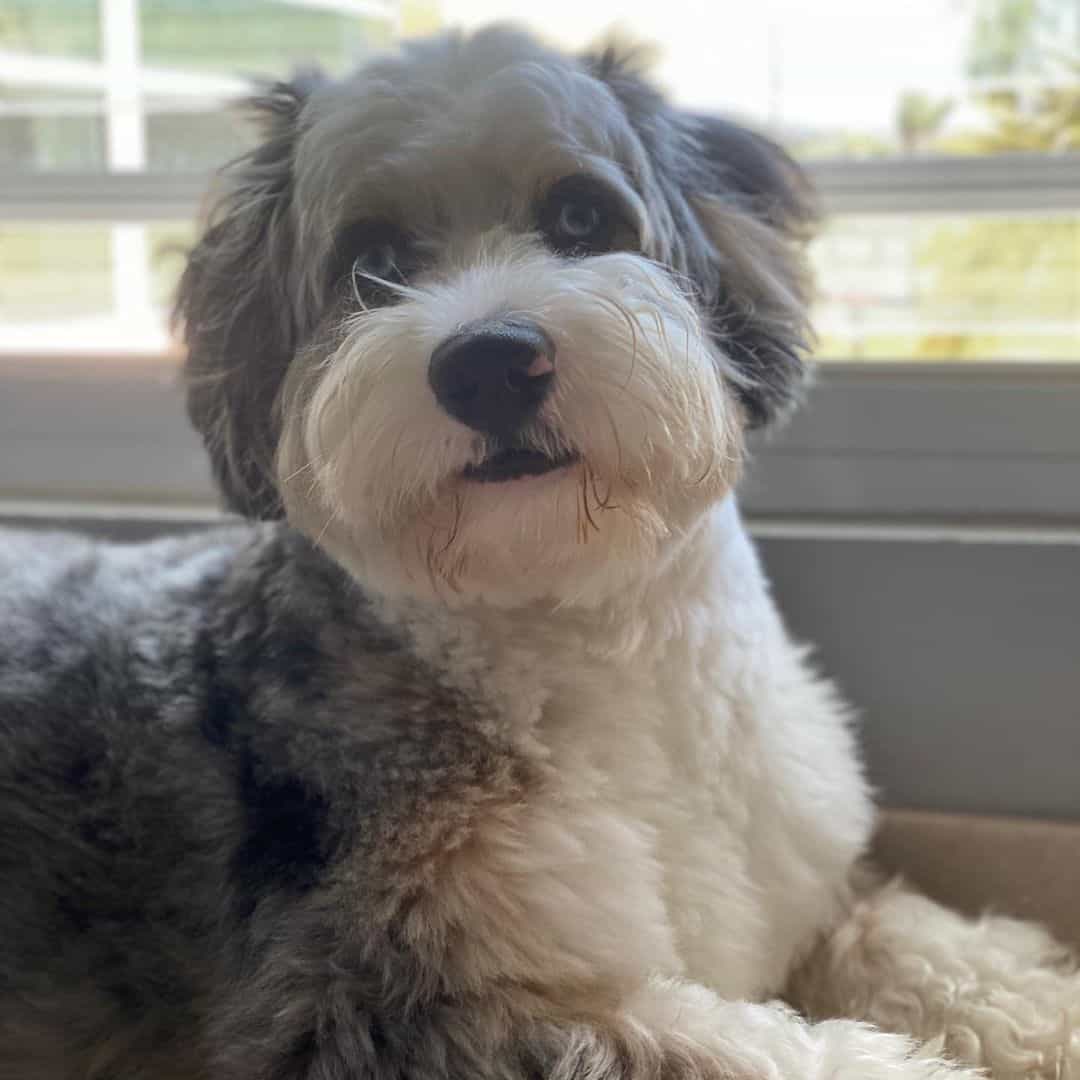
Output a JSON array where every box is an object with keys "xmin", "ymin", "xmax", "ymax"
[{"xmin": 437, "ymin": 0, "xmax": 973, "ymax": 135}]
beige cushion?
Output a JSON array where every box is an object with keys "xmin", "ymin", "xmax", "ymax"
[{"xmin": 874, "ymin": 808, "xmax": 1080, "ymax": 949}]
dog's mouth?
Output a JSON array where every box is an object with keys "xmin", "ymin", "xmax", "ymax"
[{"xmin": 462, "ymin": 444, "xmax": 579, "ymax": 483}]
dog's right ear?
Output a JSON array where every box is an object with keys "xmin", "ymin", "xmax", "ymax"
[{"xmin": 174, "ymin": 74, "xmax": 321, "ymax": 520}]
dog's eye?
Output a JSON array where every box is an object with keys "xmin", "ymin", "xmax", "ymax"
[
  {"xmin": 331, "ymin": 220, "xmax": 413, "ymax": 297},
  {"xmin": 538, "ymin": 175, "xmax": 630, "ymax": 257},
  {"xmin": 354, "ymin": 240, "xmax": 399, "ymax": 281},
  {"xmin": 557, "ymin": 200, "xmax": 602, "ymax": 242}
]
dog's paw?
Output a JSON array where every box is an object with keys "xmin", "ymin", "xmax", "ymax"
[
  {"xmin": 792, "ymin": 884, "xmax": 1080, "ymax": 1080},
  {"xmin": 661, "ymin": 1018, "xmax": 980, "ymax": 1080},
  {"xmin": 935, "ymin": 979, "xmax": 1080, "ymax": 1080},
  {"xmin": 615, "ymin": 995, "xmax": 983, "ymax": 1080},
  {"xmin": 808, "ymin": 1021, "xmax": 984, "ymax": 1080},
  {"xmin": 608, "ymin": 980, "xmax": 983, "ymax": 1080}
]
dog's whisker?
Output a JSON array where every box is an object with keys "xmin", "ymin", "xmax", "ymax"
[{"xmin": 281, "ymin": 458, "xmax": 321, "ymax": 486}]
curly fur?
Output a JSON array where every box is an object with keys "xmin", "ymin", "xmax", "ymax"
[
  {"xmin": 0, "ymin": 24, "xmax": 1076, "ymax": 1080},
  {"xmin": 788, "ymin": 879, "xmax": 1080, "ymax": 1079}
]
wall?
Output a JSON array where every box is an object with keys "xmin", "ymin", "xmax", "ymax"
[{"xmin": 759, "ymin": 534, "xmax": 1080, "ymax": 820}]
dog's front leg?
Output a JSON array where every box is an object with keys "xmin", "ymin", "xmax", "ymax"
[{"xmin": 787, "ymin": 879, "xmax": 1080, "ymax": 1079}]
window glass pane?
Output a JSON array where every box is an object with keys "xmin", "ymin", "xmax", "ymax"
[
  {"xmin": 441, "ymin": 0, "xmax": 1080, "ymax": 161},
  {"xmin": 812, "ymin": 213, "xmax": 1080, "ymax": 361},
  {"xmin": 4, "ymin": 215, "xmax": 1075, "ymax": 363},
  {"xmin": 0, "ymin": 224, "xmax": 111, "ymax": 323},
  {"xmin": 0, "ymin": 0, "xmax": 101, "ymax": 61},
  {"xmin": 139, "ymin": 0, "xmax": 394, "ymax": 76},
  {"xmin": 1, "ymin": 2, "xmax": 1077, "ymax": 365},
  {"xmin": 144, "ymin": 101, "xmax": 249, "ymax": 172},
  {"xmin": 0, "ymin": 89, "xmax": 107, "ymax": 171},
  {"xmin": 5, "ymin": 1, "xmax": 1077, "ymax": 176},
  {"xmin": 2, "ymin": 1, "xmax": 398, "ymax": 175},
  {"xmin": 0, "ymin": 222, "xmax": 192, "ymax": 354}
]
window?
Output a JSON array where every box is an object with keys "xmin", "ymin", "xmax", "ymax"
[
  {"xmin": 2, "ymin": 0, "xmax": 399, "ymax": 355},
  {"xmin": 1, "ymin": 0, "xmax": 1079, "ymax": 520}
]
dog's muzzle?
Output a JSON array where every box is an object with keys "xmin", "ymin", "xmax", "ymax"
[{"xmin": 429, "ymin": 318, "xmax": 555, "ymax": 440}]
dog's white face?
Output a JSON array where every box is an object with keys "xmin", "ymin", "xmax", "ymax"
[{"xmin": 178, "ymin": 27, "xmax": 813, "ymax": 607}]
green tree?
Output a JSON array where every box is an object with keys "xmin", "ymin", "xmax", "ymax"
[
  {"xmin": 913, "ymin": 37, "xmax": 1080, "ymax": 359},
  {"xmin": 966, "ymin": 0, "xmax": 1079, "ymax": 78},
  {"xmin": 907, "ymin": 0, "xmax": 1078, "ymax": 360},
  {"xmin": 950, "ymin": 0, "xmax": 1080, "ymax": 153},
  {"xmin": 896, "ymin": 91, "xmax": 954, "ymax": 154},
  {"xmin": 938, "ymin": 52, "xmax": 1080, "ymax": 153},
  {"xmin": 914, "ymin": 216, "xmax": 1079, "ymax": 360},
  {"xmin": 967, "ymin": 0, "xmax": 1042, "ymax": 77}
]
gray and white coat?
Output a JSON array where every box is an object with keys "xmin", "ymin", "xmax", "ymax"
[{"xmin": 1, "ymin": 25, "xmax": 1077, "ymax": 1080}]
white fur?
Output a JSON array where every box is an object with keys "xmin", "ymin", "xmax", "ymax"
[
  {"xmin": 621, "ymin": 978, "xmax": 971, "ymax": 1080},
  {"xmin": 375, "ymin": 498, "xmax": 993, "ymax": 1080},
  {"xmin": 278, "ymin": 217, "xmax": 867, "ymax": 997},
  {"xmin": 277, "ymin": 238, "xmax": 739, "ymax": 608}
]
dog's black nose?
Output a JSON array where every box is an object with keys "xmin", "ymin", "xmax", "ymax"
[{"xmin": 429, "ymin": 319, "xmax": 555, "ymax": 437}]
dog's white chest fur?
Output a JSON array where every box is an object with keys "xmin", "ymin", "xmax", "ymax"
[{"xmin": 396, "ymin": 499, "xmax": 874, "ymax": 1002}]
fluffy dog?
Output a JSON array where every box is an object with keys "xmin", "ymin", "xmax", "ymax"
[{"xmin": 1, "ymin": 26, "xmax": 1077, "ymax": 1080}]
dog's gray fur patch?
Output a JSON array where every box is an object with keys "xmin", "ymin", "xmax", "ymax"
[{"xmin": 0, "ymin": 525, "xmax": 541, "ymax": 1078}]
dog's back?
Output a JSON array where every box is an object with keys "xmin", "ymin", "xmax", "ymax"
[{"xmin": 0, "ymin": 528, "xmax": 250, "ymax": 1078}]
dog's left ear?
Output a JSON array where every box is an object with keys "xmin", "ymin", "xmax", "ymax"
[
  {"xmin": 174, "ymin": 72, "xmax": 324, "ymax": 520},
  {"xmin": 586, "ymin": 49, "xmax": 817, "ymax": 427}
]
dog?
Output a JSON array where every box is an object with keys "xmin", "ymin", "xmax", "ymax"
[{"xmin": 1, "ymin": 25, "xmax": 1077, "ymax": 1080}]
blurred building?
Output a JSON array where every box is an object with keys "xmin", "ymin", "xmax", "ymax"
[{"xmin": 0, "ymin": 0, "xmax": 405, "ymax": 349}]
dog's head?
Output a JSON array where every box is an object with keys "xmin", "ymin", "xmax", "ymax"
[{"xmin": 176, "ymin": 26, "xmax": 815, "ymax": 606}]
